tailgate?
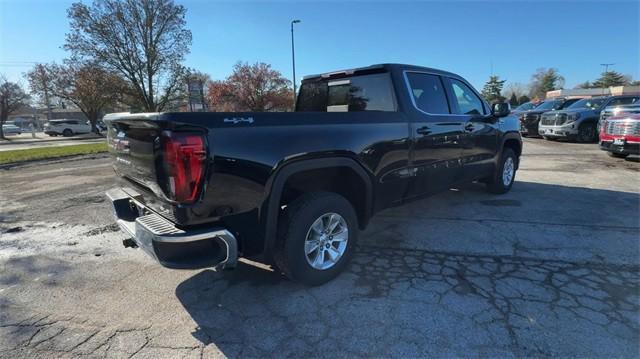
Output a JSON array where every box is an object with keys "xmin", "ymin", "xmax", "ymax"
[{"xmin": 105, "ymin": 113, "xmax": 162, "ymax": 194}]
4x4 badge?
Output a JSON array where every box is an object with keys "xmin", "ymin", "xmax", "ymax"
[{"xmin": 224, "ymin": 117, "xmax": 254, "ymax": 124}]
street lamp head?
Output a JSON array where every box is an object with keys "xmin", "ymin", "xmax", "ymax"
[{"xmin": 292, "ymin": 19, "xmax": 301, "ymax": 24}]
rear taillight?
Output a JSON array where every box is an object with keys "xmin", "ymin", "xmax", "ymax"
[{"xmin": 160, "ymin": 131, "xmax": 206, "ymax": 203}]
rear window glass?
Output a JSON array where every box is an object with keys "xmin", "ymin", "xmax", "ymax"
[
  {"xmin": 406, "ymin": 72, "xmax": 450, "ymax": 114},
  {"xmin": 297, "ymin": 73, "xmax": 396, "ymax": 112}
]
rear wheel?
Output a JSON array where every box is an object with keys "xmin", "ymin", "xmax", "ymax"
[
  {"xmin": 62, "ymin": 129, "xmax": 73, "ymax": 137},
  {"xmin": 577, "ymin": 123, "xmax": 597, "ymax": 143},
  {"xmin": 608, "ymin": 152, "xmax": 629, "ymax": 159},
  {"xmin": 274, "ymin": 192, "xmax": 358, "ymax": 286},
  {"xmin": 486, "ymin": 148, "xmax": 517, "ymax": 194}
]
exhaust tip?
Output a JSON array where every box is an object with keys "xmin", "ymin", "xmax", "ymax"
[{"xmin": 122, "ymin": 238, "xmax": 138, "ymax": 248}]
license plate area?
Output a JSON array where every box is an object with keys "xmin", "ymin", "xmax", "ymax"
[{"xmin": 613, "ymin": 138, "xmax": 625, "ymax": 145}]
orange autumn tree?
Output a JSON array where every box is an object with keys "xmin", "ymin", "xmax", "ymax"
[{"xmin": 207, "ymin": 62, "xmax": 293, "ymax": 112}]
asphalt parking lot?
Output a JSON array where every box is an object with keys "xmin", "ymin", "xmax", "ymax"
[{"xmin": 1, "ymin": 138, "xmax": 639, "ymax": 358}]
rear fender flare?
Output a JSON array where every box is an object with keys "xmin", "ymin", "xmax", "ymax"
[{"xmin": 262, "ymin": 157, "xmax": 373, "ymax": 257}]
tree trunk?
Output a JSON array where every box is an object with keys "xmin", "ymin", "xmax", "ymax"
[
  {"xmin": 0, "ymin": 112, "xmax": 7, "ymax": 139},
  {"xmin": 88, "ymin": 111, "xmax": 100, "ymax": 134}
]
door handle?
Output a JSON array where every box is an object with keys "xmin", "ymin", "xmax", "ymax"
[
  {"xmin": 464, "ymin": 122, "xmax": 475, "ymax": 132},
  {"xmin": 416, "ymin": 126, "xmax": 431, "ymax": 135}
]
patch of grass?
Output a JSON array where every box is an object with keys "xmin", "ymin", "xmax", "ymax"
[{"xmin": 0, "ymin": 142, "xmax": 108, "ymax": 164}]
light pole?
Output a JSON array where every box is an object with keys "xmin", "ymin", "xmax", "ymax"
[
  {"xmin": 291, "ymin": 19, "xmax": 301, "ymax": 109},
  {"xmin": 600, "ymin": 63, "xmax": 614, "ymax": 73}
]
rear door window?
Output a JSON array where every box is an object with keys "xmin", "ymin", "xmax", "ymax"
[
  {"xmin": 406, "ymin": 72, "xmax": 450, "ymax": 114},
  {"xmin": 297, "ymin": 73, "xmax": 396, "ymax": 112}
]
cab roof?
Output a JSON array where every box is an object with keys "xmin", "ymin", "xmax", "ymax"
[{"xmin": 302, "ymin": 63, "xmax": 461, "ymax": 81}]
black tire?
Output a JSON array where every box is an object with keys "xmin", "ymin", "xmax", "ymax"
[
  {"xmin": 608, "ymin": 152, "xmax": 629, "ymax": 159},
  {"xmin": 62, "ymin": 129, "xmax": 73, "ymax": 137},
  {"xmin": 486, "ymin": 148, "xmax": 517, "ymax": 194},
  {"xmin": 577, "ymin": 123, "xmax": 597, "ymax": 143},
  {"xmin": 274, "ymin": 192, "xmax": 358, "ymax": 286}
]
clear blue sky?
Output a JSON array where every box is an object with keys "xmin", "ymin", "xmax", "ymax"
[{"xmin": 1, "ymin": 0, "xmax": 639, "ymax": 91}]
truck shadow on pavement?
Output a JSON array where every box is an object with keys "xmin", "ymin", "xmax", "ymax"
[
  {"xmin": 175, "ymin": 247, "xmax": 639, "ymax": 357},
  {"xmin": 175, "ymin": 181, "xmax": 640, "ymax": 357}
]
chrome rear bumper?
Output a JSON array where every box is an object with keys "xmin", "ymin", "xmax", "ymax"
[{"xmin": 106, "ymin": 187, "xmax": 237, "ymax": 270}]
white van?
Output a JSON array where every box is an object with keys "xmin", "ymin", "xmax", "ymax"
[{"xmin": 44, "ymin": 119, "xmax": 92, "ymax": 137}]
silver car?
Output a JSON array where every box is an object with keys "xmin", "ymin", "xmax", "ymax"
[{"xmin": 2, "ymin": 124, "xmax": 22, "ymax": 136}]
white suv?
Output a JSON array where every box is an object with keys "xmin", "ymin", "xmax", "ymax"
[{"xmin": 44, "ymin": 119, "xmax": 92, "ymax": 137}]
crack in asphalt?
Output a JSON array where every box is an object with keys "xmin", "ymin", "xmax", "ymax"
[{"xmin": 0, "ymin": 244, "xmax": 638, "ymax": 357}]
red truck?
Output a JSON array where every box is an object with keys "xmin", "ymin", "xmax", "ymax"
[{"xmin": 599, "ymin": 113, "xmax": 640, "ymax": 158}]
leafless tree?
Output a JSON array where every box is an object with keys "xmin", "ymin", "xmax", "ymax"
[
  {"xmin": 28, "ymin": 62, "xmax": 126, "ymax": 133},
  {"xmin": 529, "ymin": 68, "xmax": 565, "ymax": 100},
  {"xmin": 502, "ymin": 82, "xmax": 529, "ymax": 99},
  {"xmin": 65, "ymin": 0, "xmax": 192, "ymax": 112}
]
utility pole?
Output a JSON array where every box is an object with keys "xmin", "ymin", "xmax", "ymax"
[
  {"xmin": 291, "ymin": 19, "xmax": 301, "ymax": 109},
  {"xmin": 36, "ymin": 64, "xmax": 53, "ymax": 121}
]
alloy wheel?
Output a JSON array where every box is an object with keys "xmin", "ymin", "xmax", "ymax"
[
  {"xmin": 304, "ymin": 213, "xmax": 348, "ymax": 270},
  {"xmin": 502, "ymin": 157, "xmax": 515, "ymax": 186}
]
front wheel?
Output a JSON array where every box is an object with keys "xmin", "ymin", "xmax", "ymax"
[
  {"xmin": 62, "ymin": 129, "xmax": 73, "ymax": 137},
  {"xmin": 486, "ymin": 148, "xmax": 517, "ymax": 194},
  {"xmin": 274, "ymin": 192, "xmax": 358, "ymax": 286},
  {"xmin": 577, "ymin": 123, "xmax": 597, "ymax": 143}
]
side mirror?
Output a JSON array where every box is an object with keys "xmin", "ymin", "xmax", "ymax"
[{"xmin": 492, "ymin": 102, "xmax": 511, "ymax": 118}]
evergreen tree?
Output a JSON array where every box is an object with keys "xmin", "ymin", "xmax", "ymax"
[
  {"xmin": 481, "ymin": 75, "xmax": 506, "ymax": 103},
  {"xmin": 592, "ymin": 71, "xmax": 630, "ymax": 88},
  {"xmin": 509, "ymin": 93, "xmax": 518, "ymax": 107}
]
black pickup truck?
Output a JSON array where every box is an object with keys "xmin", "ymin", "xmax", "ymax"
[{"xmin": 105, "ymin": 63, "xmax": 522, "ymax": 285}]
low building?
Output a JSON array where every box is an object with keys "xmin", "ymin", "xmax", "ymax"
[{"xmin": 546, "ymin": 86, "xmax": 640, "ymax": 99}]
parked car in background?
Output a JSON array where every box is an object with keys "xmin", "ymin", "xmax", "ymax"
[
  {"xmin": 599, "ymin": 103, "xmax": 640, "ymax": 132},
  {"xmin": 44, "ymin": 119, "xmax": 92, "ymax": 137},
  {"xmin": 2, "ymin": 124, "xmax": 22, "ymax": 136},
  {"xmin": 599, "ymin": 113, "xmax": 640, "ymax": 158},
  {"xmin": 600, "ymin": 103, "xmax": 640, "ymax": 123},
  {"xmin": 511, "ymin": 101, "xmax": 539, "ymax": 115},
  {"xmin": 538, "ymin": 95, "xmax": 640, "ymax": 143},
  {"xmin": 518, "ymin": 98, "xmax": 580, "ymax": 137}
]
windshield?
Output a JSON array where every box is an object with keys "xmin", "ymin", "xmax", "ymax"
[
  {"xmin": 514, "ymin": 102, "xmax": 537, "ymax": 111},
  {"xmin": 567, "ymin": 98, "xmax": 606, "ymax": 110},
  {"xmin": 535, "ymin": 100, "xmax": 562, "ymax": 110}
]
